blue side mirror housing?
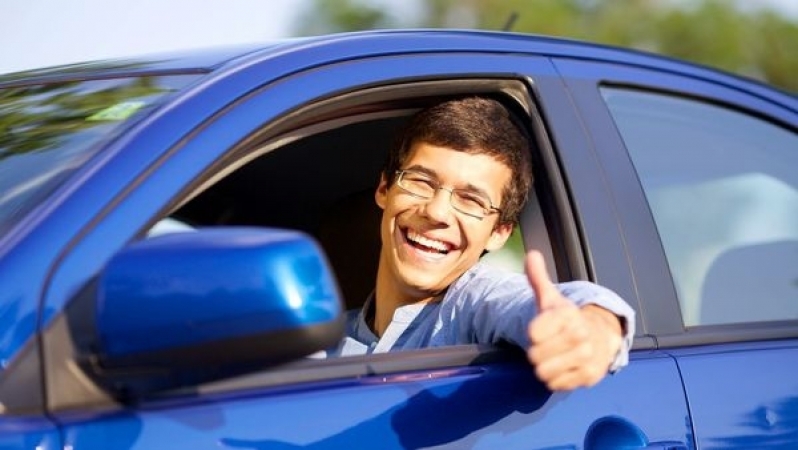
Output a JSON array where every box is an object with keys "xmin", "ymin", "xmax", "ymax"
[{"xmin": 93, "ymin": 227, "xmax": 344, "ymax": 389}]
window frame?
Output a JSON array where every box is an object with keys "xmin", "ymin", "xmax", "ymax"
[
  {"xmin": 163, "ymin": 74, "xmax": 638, "ymax": 398},
  {"xmin": 40, "ymin": 72, "xmax": 610, "ymax": 410},
  {"xmin": 157, "ymin": 79, "xmax": 566, "ymax": 397}
]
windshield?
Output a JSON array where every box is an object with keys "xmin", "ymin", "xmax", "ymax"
[{"xmin": 0, "ymin": 74, "xmax": 198, "ymax": 236}]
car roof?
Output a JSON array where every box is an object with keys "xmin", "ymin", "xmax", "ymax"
[{"xmin": 0, "ymin": 29, "xmax": 794, "ymax": 109}]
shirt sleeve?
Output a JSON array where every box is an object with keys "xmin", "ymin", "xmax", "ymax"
[{"xmin": 452, "ymin": 264, "xmax": 635, "ymax": 373}]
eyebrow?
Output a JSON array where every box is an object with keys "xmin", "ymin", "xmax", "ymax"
[{"xmin": 403, "ymin": 164, "xmax": 497, "ymax": 204}]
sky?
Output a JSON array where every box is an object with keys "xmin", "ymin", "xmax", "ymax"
[
  {"xmin": 1, "ymin": 0, "xmax": 796, "ymax": 75},
  {"xmin": 0, "ymin": 0, "xmax": 313, "ymax": 74}
]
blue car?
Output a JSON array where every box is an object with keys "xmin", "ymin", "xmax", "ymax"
[{"xmin": 0, "ymin": 29, "xmax": 796, "ymax": 449}]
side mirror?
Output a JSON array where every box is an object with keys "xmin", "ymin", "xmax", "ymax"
[{"xmin": 92, "ymin": 227, "xmax": 344, "ymax": 392}]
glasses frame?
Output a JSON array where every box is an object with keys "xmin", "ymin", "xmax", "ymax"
[{"xmin": 394, "ymin": 169, "xmax": 501, "ymax": 220}]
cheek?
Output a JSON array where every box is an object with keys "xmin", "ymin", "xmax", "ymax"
[
  {"xmin": 462, "ymin": 223, "xmax": 498, "ymax": 251},
  {"xmin": 380, "ymin": 196, "xmax": 411, "ymax": 237},
  {"xmin": 385, "ymin": 194, "xmax": 417, "ymax": 219}
]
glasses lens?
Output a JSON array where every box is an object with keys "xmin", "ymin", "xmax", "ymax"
[
  {"xmin": 398, "ymin": 171, "xmax": 435, "ymax": 198},
  {"xmin": 397, "ymin": 170, "xmax": 493, "ymax": 219},
  {"xmin": 451, "ymin": 191, "xmax": 490, "ymax": 218}
]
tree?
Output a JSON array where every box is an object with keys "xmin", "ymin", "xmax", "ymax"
[
  {"xmin": 294, "ymin": 0, "xmax": 393, "ymax": 35},
  {"xmin": 291, "ymin": 0, "xmax": 798, "ymax": 93}
]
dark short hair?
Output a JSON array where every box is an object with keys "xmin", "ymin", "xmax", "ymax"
[{"xmin": 384, "ymin": 96, "xmax": 533, "ymax": 225}]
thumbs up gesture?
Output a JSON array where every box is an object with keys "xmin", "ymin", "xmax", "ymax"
[{"xmin": 526, "ymin": 250, "xmax": 623, "ymax": 391}]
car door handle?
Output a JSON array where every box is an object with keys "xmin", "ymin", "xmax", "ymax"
[{"xmin": 585, "ymin": 416, "xmax": 689, "ymax": 450}]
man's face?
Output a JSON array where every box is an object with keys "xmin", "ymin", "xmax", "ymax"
[{"xmin": 375, "ymin": 142, "xmax": 514, "ymax": 301}]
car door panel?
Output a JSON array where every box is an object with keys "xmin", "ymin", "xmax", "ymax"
[
  {"xmin": 672, "ymin": 342, "xmax": 798, "ymax": 448},
  {"xmin": 57, "ymin": 353, "xmax": 688, "ymax": 449},
  {"xmin": 0, "ymin": 420, "xmax": 59, "ymax": 450}
]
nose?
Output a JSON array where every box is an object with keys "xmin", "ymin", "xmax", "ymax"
[{"xmin": 420, "ymin": 187, "xmax": 454, "ymax": 223}]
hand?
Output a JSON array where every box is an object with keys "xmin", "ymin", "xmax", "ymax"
[{"xmin": 525, "ymin": 250, "xmax": 623, "ymax": 391}]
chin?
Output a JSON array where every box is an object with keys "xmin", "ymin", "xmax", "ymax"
[{"xmin": 396, "ymin": 267, "xmax": 454, "ymax": 297}]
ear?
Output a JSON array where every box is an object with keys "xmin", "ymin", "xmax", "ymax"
[
  {"xmin": 485, "ymin": 222, "xmax": 514, "ymax": 252},
  {"xmin": 375, "ymin": 172, "xmax": 388, "ymax": 210}
]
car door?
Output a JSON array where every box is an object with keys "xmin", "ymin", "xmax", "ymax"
[
  {"xmin": 40, "ymin": 46, "xmax": 691, "ymax": 449},
  {"xmin": 554, "ymin": 58, "xmax": 798, "ymax": 448}
]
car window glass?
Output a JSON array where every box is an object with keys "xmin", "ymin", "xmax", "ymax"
[
  {"xmin": 0, "ymin": 74, "xmax": 197, "ymax": 236},
  {"xmin": 601, "ymin": 87, "xmax": 798, "ymax": 327}
]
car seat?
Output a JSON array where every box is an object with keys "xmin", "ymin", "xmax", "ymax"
[{"xmin": 316, "ymin": 189, "xmax": 382, "ymax": 311}]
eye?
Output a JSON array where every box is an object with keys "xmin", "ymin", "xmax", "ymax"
[
  {"xmin": 455, "ymin": 191, "xmax": 489, "ymax": 210},
  {"xmin": 404, "ymin": 173, "xmax": 437, "ymax": 190}
]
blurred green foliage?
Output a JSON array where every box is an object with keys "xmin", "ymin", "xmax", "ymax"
[
  {"xmin": 0, "ymin": 77, "xmax": 161, "ymax": 158},
  {"xmin": 293, "ymin": 0, "xmax": 798, "ymax": 93}
]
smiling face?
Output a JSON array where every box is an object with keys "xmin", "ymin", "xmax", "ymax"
[{"xmin": 374, "ymin": 142, "xmax": 514, "ymax": 304}]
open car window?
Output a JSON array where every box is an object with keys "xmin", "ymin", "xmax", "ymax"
[
  {"xmin": 161, "ymin": 82, "xmax": 555, "ymax": 362},
  {"xmin": 172, "ymin": 115, "xmax": 540, "ymax": 310}
]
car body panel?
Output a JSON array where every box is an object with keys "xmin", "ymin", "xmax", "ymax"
[
  {"xmin": 0, "ymin": 418, "xmax": 59, "ymax": 450},
  {"xmin": 56, "ymin": 353, "xmax": 688, "ymax": 449},
  {"xmin": 670, "ymin": 341, "xmax": 798, "ymax": 448}
]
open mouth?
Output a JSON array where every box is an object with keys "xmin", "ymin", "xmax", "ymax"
[{"xmin": 404, "ymin": 229, "xmax": 454, "ymax": 255}]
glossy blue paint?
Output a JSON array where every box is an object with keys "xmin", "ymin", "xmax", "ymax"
[
  {"xmin": 554, "ymin": 58, "xmax": 797, "ymax": 126},
  {"xmin": 97, "ymin": 228, "xmax": 341, "ymax": 357},
  {"xmin": 56, "ymin": 353, "xmax": 689, "ymax": 450},
  {"xmin": 670, "ymin": 341, "xmax": 798, "ymax": 448},
  {"xmin": 0, "ymin": 226, "xmax": 66, "ymax": 369},
  {"xmin": 0, "ymin": 423, "xmax": 59, "ymax": 450}
]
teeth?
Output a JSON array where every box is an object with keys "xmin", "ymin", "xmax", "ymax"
[{"xmin": 407, "ymin": 230, "xmax": 450, "ymax": 253}]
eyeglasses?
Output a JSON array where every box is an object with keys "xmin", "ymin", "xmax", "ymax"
[{"xmin": 395, "ymin": 169, "xmax": 501, "ymax": 220}]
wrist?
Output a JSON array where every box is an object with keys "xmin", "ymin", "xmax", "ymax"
[{"xmin": 581, "ymin": 304, "xmax": 624, "ymax": 368}]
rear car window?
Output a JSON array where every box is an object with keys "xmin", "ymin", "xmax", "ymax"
[{"xmin": 601, "ymin": 87, "xmax": 798, "ymax": 327}]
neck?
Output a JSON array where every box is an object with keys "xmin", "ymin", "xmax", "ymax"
[{"xmin": 372, "ymin": 260, "xmax": 438, "ymax": 338}]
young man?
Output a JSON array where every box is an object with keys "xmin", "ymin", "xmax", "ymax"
[{"xmin": 335, "ymin": 96, "xmax": 635, "ymax": 391}]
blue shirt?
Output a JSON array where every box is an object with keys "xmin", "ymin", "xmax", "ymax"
[{"xmin": 331, "ymin": 262, "xmax": 635, "ymax": 372}]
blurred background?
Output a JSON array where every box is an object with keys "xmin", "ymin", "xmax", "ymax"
[{"xmin": 1, "ymin": 0, "xmax": 797, "ymax": 93}]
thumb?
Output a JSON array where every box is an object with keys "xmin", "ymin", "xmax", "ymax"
[{"xmin": 526, "ymin": 250, "xmax": 564, "ymax": 312}]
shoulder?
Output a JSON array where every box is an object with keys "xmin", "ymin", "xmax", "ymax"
[
  {"xmin": 448, "ymin": 262, "xmax": 529, "ymax": 301},
  {"xmin": 463, "ymin": 261, "xmax": 526, "ymax": 284},
  {"xmin": 556, "ymin": 280, "xmax": 622, "ymax": 302}
]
